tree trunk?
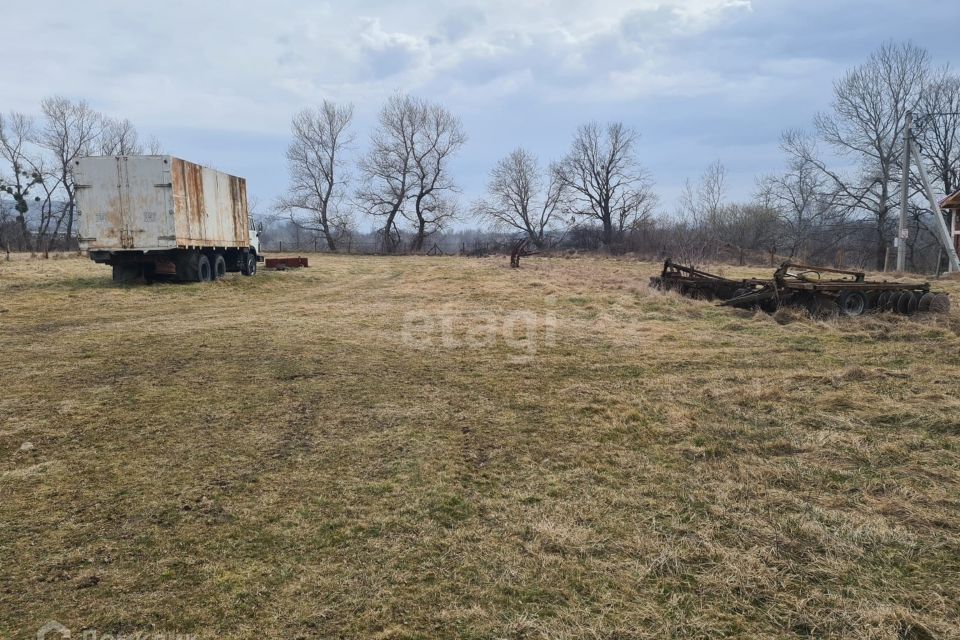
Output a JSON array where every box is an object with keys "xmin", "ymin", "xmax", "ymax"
[
  {"xmin": 529, "ymin": 229, "xmax": 543, "ymax": 249},
  {"xmin": 601, "ymin": 217, "xmax": 614, "ymax": 247},
  {"xmin": 411, "ymin": 220, "xmax": 426, "ymax": 253},
  {"xmin": 876, "ymin": 181, "xmax": 892, "ymax": 271},
  {"xmin": 875, "ymin": 207, "xmax": 888, "ymax": 271},
  {"xmin": 381, "ymin": 212, "xmax": 400, "ymax": 253},
  {"xmin": 410, "ymin": 193, "xmax": 428, "ymax": 253},
  {"xmin": 321, "ymin": 217, "xmax": 337, "ymax": 252},
  {"xmin": 64, "ymin": 201, "xmax": 75, "ymax": 253},
  {"xmin": 875, "ymin": 237, "xmax": 887, "ymax": 271},
  {"xmin": 16, "ymin": 215, "xmax": 33, "ymax": 253}
]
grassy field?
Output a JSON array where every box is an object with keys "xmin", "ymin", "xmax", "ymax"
[{"xmin": 2, "ymin": 253, "xmax": 960, "ymax": 639}]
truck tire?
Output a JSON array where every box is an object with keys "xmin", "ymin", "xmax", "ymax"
[
  {"xmin": 241, "ymin": 253, "xmax": 257, "ymax": 276},
  {"xmin": 196, "ymin": 254, "xmax": 212, "ymax": 282},
  {"xmin": 212, "ymin": 253, "xmax": 227, "ymax": 280}
]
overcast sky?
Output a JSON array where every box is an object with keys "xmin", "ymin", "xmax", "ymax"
[{"xmin": 4, "ymin": 1, "xmax": 959, "ymax": 227}]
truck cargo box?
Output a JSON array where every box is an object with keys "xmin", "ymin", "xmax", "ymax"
[{"xmin": 76, "ymin": 155, "xmax": 250, "ymax": 252}]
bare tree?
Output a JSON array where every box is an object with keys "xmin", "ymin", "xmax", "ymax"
[
  {"xmin": 0, "ymin": 112, "xmax": 43, "ymax": 253},
  {"xmin": 39, "ymin": 97, "xmax": 102, "ymax": 249},
  {"xmin": 278, "ymin": 101, "xmax": 354, "ymax": 251},
  {"xmin": 0, "ymin": 194, "xmax": 12, "ymax": 257},
  {"xmin": 473, "ymin": 148, "xmax": 564, "ymax": 248},
  {"xmin": 99, "ymin": 117, "xmax": 143, "ymax": 156},
  {"xmin": 916, "ymin": 69, "xmax": 960, "ymax": 195},
  {"xmin": 785, "ymin": 41, "xmax": 930, "ymax": 269},
  {"xmin": 714, "ymin": 202, "xmax": 780, "ymax": 265},
  {"xmin": 147, "ymin": 136, "xmax": 165, "ymax": 155},
  {"xmin": 758, "ymin": 146, "xmax": 844, "ymax": 259},
  {"xmin": 666, "ymin": 178, "xmax": 709, "ymax": 265},
  {"xmin": 356, "ymin": 94, "xmax": 418, "ymax": 253},
  {"xmin": 908, "ymin": 70, "xmax": 960, "ymax": 271},
  {"xmin": 554, "ymin": 122, "xmax": 656, "ymax": 248},
  {"xmin": 613, "ymin": 175, "xmax": 658, "ymax": 239},
  {"xmin": 406, "ymin": 101, "xmax": 466, "ymax": 252},
  {"xmin": 696, "ymin": 160, "xmax": 727, "ymax": 227},
  {"xmin": 25, "ymin": 153, "xmax": 67, "ymax": 257}
]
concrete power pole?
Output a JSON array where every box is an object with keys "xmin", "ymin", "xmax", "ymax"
[
  {"xmin": 896, "ymin": 111, "xmax": 912, "ymax": 272},
  {"xmin": 911, "ymin": 141, "xmax": 960, "ymax": 273}
]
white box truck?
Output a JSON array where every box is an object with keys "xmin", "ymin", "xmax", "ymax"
[{"xmin": 75, "ymin": 155, "xmax": 262, "ymax": 282}]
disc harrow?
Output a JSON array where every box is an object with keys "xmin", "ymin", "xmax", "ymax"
[{"xmin": 649, "ymin": 260, "xmax": 950, "ymax": 317}]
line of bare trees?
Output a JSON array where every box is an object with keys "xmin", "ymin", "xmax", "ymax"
[
  {"xmin": 555, "ymin": 41, "xmax": 959, "ymax": 272},
  {"xmin": 472, "ymin": 123, "xmax": 657, "ymax": 251},
  {"xmin": 0, "ymin": 97, "xmax": 162, "ymax": 256},
  {"xmin": 9, "ymin": 40, "xmax": 950, "ymax": 271},
  {"xmin": 279, "ymin": 93, "xmax": 467, "ymax": 254},
  {"xmin": 535, "ymin": 41, "xmax": 958, "ymax": 272},
  {"xmin": 278, "ymin": 100, "xmax": 659, "ymax": 254},
  {"xmin": 275, "ymin": 41, "xmax": 958, "ymax": 272}
]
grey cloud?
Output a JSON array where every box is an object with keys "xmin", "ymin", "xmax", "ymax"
[
  {"xmin": 440, "ymin": 7, "xmax": 486, "ymax": 43},
  {"xmin": 364, "ymin": 47, "xmax": 420, "ymax": 79},
  {"xmin": 358, "ymin": 18, "xmax": 426, "ymax": 79},
  {"xmin": 4, "ymin": 0, "xmax": 959, "ymax": 219},
  {"xmin": 620, "ymin": 6, "xmax": 684, "ymax": 44}
]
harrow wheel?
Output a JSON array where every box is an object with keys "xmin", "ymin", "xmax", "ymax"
[
  {"xmin": 917, "ymin": 292, "xmax": 934, "ymax": 312},
  {"xmin": 886, "ymin": 291, "xmax": 902, "ymax": 312},
  {"xmin": 837, "ymin": 290, "xmax": 868, "ymax": 316},
  {"xmin": 896, "ymin": 291, "xmax": 916, "ymax": 315},
  {"xmin": 907, "ymin": 292, "xmax": 919, "ymax": 314},
  {"xmin": 931, "ymin": 294, "xmax": 951, "ymax": 314},
  {"xmin": 876, "ymin": 291, "xmax": 890, "ymax": 311}
]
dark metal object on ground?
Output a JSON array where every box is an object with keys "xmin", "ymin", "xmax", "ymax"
[
  {"xmin": 649, "ymin": 259, "xmax": 950, "ymax": 317},
  {"xmin": 265, "ymin": 256, "xmax": 309, "ymax": 270},
  {"xmin": 510, "ymin": 238, "xmax": 538, "ymax": 268}
]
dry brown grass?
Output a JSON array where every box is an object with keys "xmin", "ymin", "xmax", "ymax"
[{"xmin": 1, "ymin": 253, "xmax": 960, "ymax": 639}]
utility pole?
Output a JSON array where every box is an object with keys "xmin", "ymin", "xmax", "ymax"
[{"xmin": 897, "ymin": 111, "xmax": 911, "ymax": 272}]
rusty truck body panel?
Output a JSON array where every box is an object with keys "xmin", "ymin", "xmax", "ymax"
[
  {"xmin": 76, "ymin": 155, "xmax": 249, "ymax": 252},
  {"xmin": 75, "ymin": 155, "xmax": 260, "ymax": 283}
]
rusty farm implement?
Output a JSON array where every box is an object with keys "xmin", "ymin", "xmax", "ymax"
[{"xmin": 649, "ymin": 260, "xmax": 951, "ymax": 317}]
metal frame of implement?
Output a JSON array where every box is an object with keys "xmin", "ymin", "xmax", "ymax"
[{"xmin": 650, "ymin": 260, "xmax": 950, "ymax": 317}]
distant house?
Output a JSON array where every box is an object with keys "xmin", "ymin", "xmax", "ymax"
[{"xmin": 942, "ymin": 190, "xmax": 960, "ymax": 256}]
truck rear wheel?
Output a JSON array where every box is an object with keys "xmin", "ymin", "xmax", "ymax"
[
  {"xmin": 212, "ymin": 253, "xmax": 227, "ymax": 280},
  {"xmin": 197, "ymin": 254, "xmax": 212, "ymax": 282},
  {"xmin": 241, "ymin": 253, "xmax": 257, "ymax": 276}
]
